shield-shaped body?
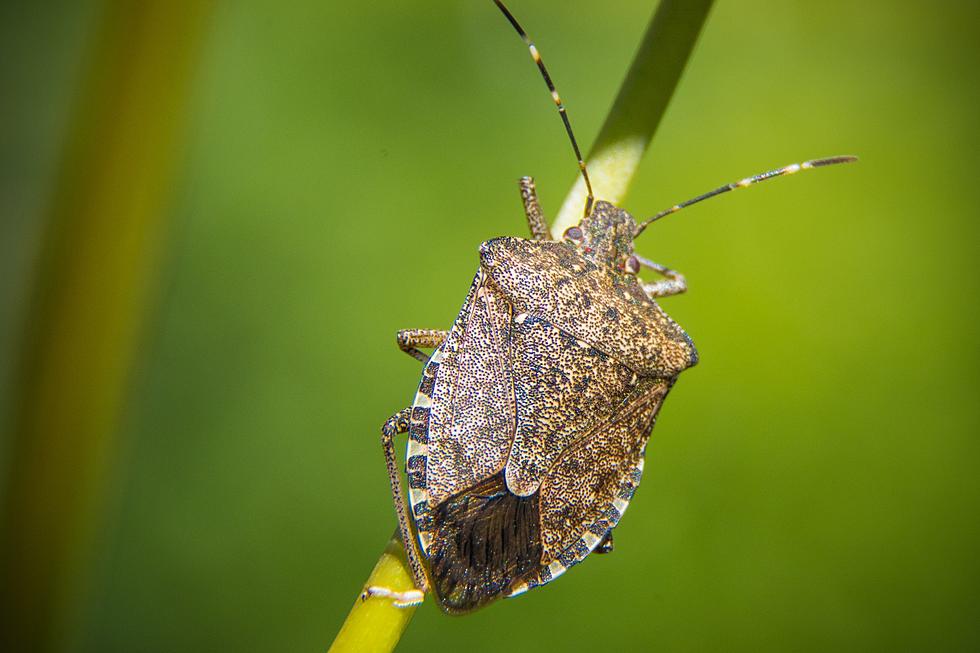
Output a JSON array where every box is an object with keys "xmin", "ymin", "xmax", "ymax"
[{"xmin": 405, "ymin": 211, "xmax": 698, "ymax": 613}]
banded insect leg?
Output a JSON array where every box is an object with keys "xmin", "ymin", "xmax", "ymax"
[
  {"xmin": 362, "ymin": 408, "xmax": 429, "ymax": 607},
  {"xmin": 397, "ymin": 329, "xmax": 448, "ymax": 364}
]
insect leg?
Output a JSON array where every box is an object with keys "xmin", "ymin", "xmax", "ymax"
[
  {"xmin": 360, "ymin": 584, "xmax": 424, "ymax": 609},
  {"xmin": 594, "ymin": 530, "xmax": 614, "ymax": 554},
  {"xmin": 635, "ymin": 254, "xmax": 688, "ymax": 298},
  {"xmin": 363, "ymin": 409, "xmax": 430, "ymax": 607},
  {"xmin": 397, "ymin": 329, "xmax": 449, "ymax": 364},
  {"xmin": 518, "ymin": 176, "xmax": 553, "ymax": 241}
]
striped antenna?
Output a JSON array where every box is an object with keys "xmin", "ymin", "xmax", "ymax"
[
  {"xmin": 493, "ymin": 0, "xmax": 595, "ymax": 217},
  {"xmin": 633, "ymin": 156, "xmax": 857, "ymax": 237}
]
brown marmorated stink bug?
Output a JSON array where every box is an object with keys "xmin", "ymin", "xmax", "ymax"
[{"xmin": 364, "ymin": 0, "xmax": 855, "ymax": 613}]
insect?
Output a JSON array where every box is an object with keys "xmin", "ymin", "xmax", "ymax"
[{"xmin": 364, "ymin": 0, "xmax": 855, "ymax": 613}]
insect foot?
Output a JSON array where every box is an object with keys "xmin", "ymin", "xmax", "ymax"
[{"xmin": 360, "ymin": 586, "xmax": 425, "ymax": 609}]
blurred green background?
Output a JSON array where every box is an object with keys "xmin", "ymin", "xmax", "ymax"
[{"xmin": 1, "ymin": 0, "xmax": 978, "ymax": 651}]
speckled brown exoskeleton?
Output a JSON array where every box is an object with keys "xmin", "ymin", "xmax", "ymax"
[{"xmin": 363, "ymin": 0, "xmax": 855, "ymax": 613}]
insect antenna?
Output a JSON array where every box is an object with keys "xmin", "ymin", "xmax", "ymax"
[
  {"xmin": 492, "ymin": 0, "xmax": 595, "ymax": 217},
  {"xmin": 633, "ymin": 155, "xmax": 858, "ymax": 236}
]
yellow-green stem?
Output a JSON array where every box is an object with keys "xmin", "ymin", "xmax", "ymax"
[
  {"xmin": 329, "ymin": 1, "xmax": 713, "ymax": 651},
  {"xmin": 328, "ymin": 532, "xmax": 419, "ymax": 653}
]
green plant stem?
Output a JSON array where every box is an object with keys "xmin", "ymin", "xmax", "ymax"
[
  {"xmin": 552, "ymin": 0, "xmax": 714, "ymax": 235},
  {"xmin": 328, "ymin": 532, "xmax": 419, "ymax": 653},
  {"xmin": 329, "ymin": 2, "xmax": 713, "ymax": 651},
  {"xmin": 0, "ymin": 2, "xmax": 212, "ymax": 652}
]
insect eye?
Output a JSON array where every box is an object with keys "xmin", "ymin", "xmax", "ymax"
[
  {"xmin": 563, "ymin": 226, "xmax": 584, "ymax": 243},
  {"xmin": 624, "ymin": 255, "xmax": 640, "ymax": 275}
]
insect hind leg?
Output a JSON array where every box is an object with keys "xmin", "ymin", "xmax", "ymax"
[
  {"xmin": 360, "ymin": 584, "xmax": 425, "ymax": 608},
  {"xmin": 594, "ymin": 529, "xmax": 614, "ymax": 554},
  {"xmin": 364, "ymin": 409, "xmax": 430, "ymax": 608}
]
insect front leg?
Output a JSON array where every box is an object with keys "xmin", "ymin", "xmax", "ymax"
[
  {"xmin": 518, "ymin": 176, "xmax": 553, "ymax": 241},
  {"xmin": 397, "ymin": 329, "xmax": 449, "ymax": 364},
  {"xmin": 362, "ymin": 408, "xmax": 430, "ymax": 608},
  {"xmin": 635, "ymin": 254, "xmax": 688, "ymax": 298}
]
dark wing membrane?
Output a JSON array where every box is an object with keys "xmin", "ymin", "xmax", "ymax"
[
  {"xmin": 480, "ymin": 237, "xmax": 696, "ymax": 378},
  {"xmin": 428, "ymin": 472, "xmax": 542, "ymax": 614},
  {"xmin": 425, "ymin": 268, "xmax": 516, "ymax": 507}
]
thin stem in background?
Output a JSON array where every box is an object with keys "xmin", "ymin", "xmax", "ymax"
[
  {"xmin": 0, "ymin": 2, "xmax": 212, "ymax": 652},
  {"xmin": 328, "ymin": 1, "xmax": 714, "ymax": 650}
]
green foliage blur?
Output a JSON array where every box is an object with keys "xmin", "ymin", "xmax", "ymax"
[{"xmin": 1, "ymin": 1, "xmax": 977, "ymax": 651}]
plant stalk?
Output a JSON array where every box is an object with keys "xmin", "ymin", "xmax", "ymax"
[{"xmin": 328, "ymin": 532, "xmax": 419, "ymax": 653}]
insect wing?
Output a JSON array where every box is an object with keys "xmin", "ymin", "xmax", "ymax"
[
  {"xmin": 538, "ymin": 379, "xmax": 669, "ymax": 564},
  {"xmin": 412, "ymin": 268, "xmax": 515, "ymax": 512},
  {"xmin": 505, "ymin": 312, "xmax": 637, "ymax": 496}
]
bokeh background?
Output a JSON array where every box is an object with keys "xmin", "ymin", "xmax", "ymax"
[{"xmin": 2, "ymin": 0, "xmax": 978, "ymax": 651}]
